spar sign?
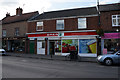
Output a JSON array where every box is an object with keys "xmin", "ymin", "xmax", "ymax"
[{"xmin": 28, "ymin": 31, "xmax": 97, "ymax": 37}]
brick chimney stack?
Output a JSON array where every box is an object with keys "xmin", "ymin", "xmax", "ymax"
[
  {"xmin": 16, "ymin": 7, "xmax": 23, "ymax": 15},
  {"xmin": 6, "ymin": 12, "xmax": 10, "ymax": 17}
]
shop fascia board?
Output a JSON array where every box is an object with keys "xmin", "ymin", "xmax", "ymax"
[
  {"xmin": 27, "ymin": 30, "xmax": 97, "ymax": 35},
  {"xmin": 28, "ymin": 35, "xmax": 98, "ymax": 40}
]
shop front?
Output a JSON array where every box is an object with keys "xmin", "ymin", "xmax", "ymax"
[
  {"xmin": 27, "ymin": 30, "xmax": 98, "ymax": 57},
  {"xmin": 2, "ymin": 38, "xmax": 26, "ymax": 52},
  {"xmin": 101, "ymin": 32, "xmax": 120, "ymax": 54}
]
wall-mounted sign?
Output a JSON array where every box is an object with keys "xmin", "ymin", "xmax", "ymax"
[
  {"xmin": 47, "ymin": 33, "xmax": 58, "ymax": 36},
  {"xmin": 28, "ymin": 31, "xmax": 97, "ymax": 38},
  {"xmin": 58, "ymin": 32, "xmax": 64, "ymax": 37},
  {"xmin": 30, "ymin": 38, "xmax": 35, "ymax": 40}
]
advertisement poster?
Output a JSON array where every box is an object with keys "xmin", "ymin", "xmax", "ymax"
[
  {"xmin": 55, "ymin": 41, "xmax": 61, "ymax": 52},
  {"xmin": 103, "ymin": 48, "xmax": 107, "ymax": 54},
  {"xmin": 79, "ymin": 39, "xmax": 96, "ymax": 54},
  {"xmin": 62, "ymin": 40, "xmax": 78, "ymax": 53}
]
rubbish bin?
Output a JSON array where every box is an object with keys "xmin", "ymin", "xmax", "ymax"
[{"xmin": 70, "ymin": 50, "xmax": 78, "ymax": 60}]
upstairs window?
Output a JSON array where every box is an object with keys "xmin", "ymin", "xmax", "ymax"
[
  {"xmin": 15, "ymin": 28, "xmax": 19, "ymax": 36},
  {"xmin": 56, "ymin": 20, "xmax": 64, "ymax": 30},
  {"xmin": 78, "ymin": 18, "xmax": 86, "ymax": 29},
  {"xmin": 2, "ymin": 30, "xmax": 6, "ymax": 37},
  {"xmin": 112, "ymin": 15, "xmax": 120, "ymax": 26},
  {"xmin": 36, "ymin": 22, "xmax": 43, "ymax": 31}
]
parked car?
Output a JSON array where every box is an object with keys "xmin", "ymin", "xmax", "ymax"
[
  {"xmin": 97, "ymin": 50, "xmax": 120, "ymax": 66},
  {"xmin": 0, "ymin": 49, "xmax": 6, "ymax": 56}
]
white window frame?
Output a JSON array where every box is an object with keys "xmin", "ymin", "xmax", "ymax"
[
  {"xmin": 15, "ymin": 28, "xmax": 19, "ymax": 36},
  {"xmin": 2, "ymin": 30, "xmax": 6, "ymax": 37},
  {"xmin": 36, "ymin": 21, "xmax": 43, "ymax": 31},
  {"xmin": 78, "ymin": 18, "xmax": 87, "ymax": 29},
  {"xmin": 112, "ymin": 15, "xmax": 120, "ymax": 26},
  {"xmin": 56, "ymin": 20, "xmax": 64, "ymax": 30}
]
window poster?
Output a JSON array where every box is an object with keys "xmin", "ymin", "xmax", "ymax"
[
  {"xmin": 62, "ymin": 40, "xmax": 78, "ymax": 53},
  {"xmin": 55, "ymin": 41, "xmax": 61, "ymax": 52},
  {"xmin": 79, "ymin": 39, "xmax": 97, "ymax": 54}
]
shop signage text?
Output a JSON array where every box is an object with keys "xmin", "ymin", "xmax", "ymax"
[{"xmin": 28, "ymin": 32, "xmax": 97, "ymax": 38}]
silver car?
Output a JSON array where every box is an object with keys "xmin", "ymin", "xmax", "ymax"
[
  {"xmin": 97, "ymin": 50, "xmax": 120, "ymax": 66},
  {"xmin": 0, "ymin": 49, "xmax": 6, "ymax": 56}
]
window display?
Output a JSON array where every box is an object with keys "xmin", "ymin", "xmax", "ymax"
[
  {"xmin": 104, "ymin": 39, "xmax": 120, "ymax": 53},
  {"xmin": 62, "ymin": 40, "xmax": 78, "ymax": 53},
  {"xmin": 79, "ymin": 39, "xmax": 97, "ymax": 54},
  {"xmin": 55, "ymin": 41, "xmax": 61, "ymax": 52}
]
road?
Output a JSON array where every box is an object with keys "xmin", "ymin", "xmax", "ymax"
[{"xmin": 1, "ymin": 56, "xmax": 120, "ymax": 78}]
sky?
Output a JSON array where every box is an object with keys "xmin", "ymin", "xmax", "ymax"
[{"xmin": 0, "ymin": 0, "xmax": 120, "ymax": 20}]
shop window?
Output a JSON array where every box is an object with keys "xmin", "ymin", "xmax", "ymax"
[
  {"xmin": 104, "ymin": 39, "xmax": 119, "ymax": 53},
  {"xmin": 62, "ymin": 40, "xmax": 78, "ymax": 53},
  {"xmin": 2, "ymin": 29, "xmax": 6, "ymax": 37},
  {"xmin": 42, "ymin": 41, "xmax": 45, "ymax": 48},
  {"xmin": 2, "ymin": 40, "xmax": 6, "ymax": 50},
  {"xmin": 55, "ymin": 41, "xmax": 61, "ymax": 53},
  {"xmin": 15, "ymin": 28, "xmax": 19, "ymax": 36},
  {"xmin": 112, "ymin": 15, "xmax": 120, "ymax": 26},
  {"xmin": 37, "ymin": 41, "xmax": 45, "ymax": 55},
  {"xmin": 56, "ymin": 20, "xmax": 64, "ymax": 30},
  {"xmin": 79, "ymin": 39, "xmax": 97, "ymax": 54},
  {"xmin": 36, "ymin": 21, "xmax": 43, "ymax": 31},
  {"xmin": 78, "ymin": 18, "xmax": 86, "ymax": 29}
]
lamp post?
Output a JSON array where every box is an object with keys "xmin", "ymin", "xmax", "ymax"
[
  {"xmin": 97, "ymin": 0, "xmax": 100, "ymax": 27},
  {"xmin": 97, "ymin": 0, "xmax": 102, "ymax": 56}
]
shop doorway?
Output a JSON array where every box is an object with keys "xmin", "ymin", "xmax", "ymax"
[
  {"xmin": 37, "ymin": 41, "xmax": 45, "ymax": 54},
  {"xmin": 29, "ymin": 41, "xmax": 35, "ymax": 54},
  {"xmin": 49, "ymin": 42, "xmax": 55, "ymax": 55}
]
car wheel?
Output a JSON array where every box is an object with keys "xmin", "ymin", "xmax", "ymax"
[
  {"xmin": 104, "ymin": 58, "xmax": 113, "ymax": 66},
  {"xmin": 2, "ymin": 54, "xmax": 5, "ymax": 56}
]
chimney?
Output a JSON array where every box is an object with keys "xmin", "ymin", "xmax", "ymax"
[
  {"xmin": 16, "ymin": 7, "xmax": 23, "ymax": 15},
  {"xmin": 6, "ymin": 12, "xmax": 10, "ymax": 17}
]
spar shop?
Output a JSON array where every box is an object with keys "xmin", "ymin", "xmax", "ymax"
[{"xmin": 27, "ymin": 30, "xmax": 98, "ymax": 57}]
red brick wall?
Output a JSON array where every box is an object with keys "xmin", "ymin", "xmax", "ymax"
[
  {"xmin": 28, "ymin": 16, "xmax": 99, "ymax": 33},
  {"xmin": 87, "ymin": 16, "xmax": 99, "ymax": 30},
  {"xmin": 27, "ymin": 22, "xmax": 36, "ymax": 33},
  {"xmin": 27, "ymin": 11, "xmax": 120, "ymax": 33},
  {"xmin": 100, "ymin": 11, "xmax": 120, "ymax": 32},
  {"xmin": 64, "ymin": 18, "xmax": 78, "ymax": 31},
  {"xmin": 44, "ymin": 20, "xmax": 56, "ymax": 32}
]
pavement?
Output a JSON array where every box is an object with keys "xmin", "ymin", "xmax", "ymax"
[{"xmin": 6, "ymin": 52, "xmax": 97, "ymax": 62}]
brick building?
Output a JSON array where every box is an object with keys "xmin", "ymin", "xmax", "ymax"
[
  {"xmin": 2, "ymin": 7, "xmax": 39, "ymax": 53},
  {"xmin": 27, "ymin": 6, "xmax": 99, "ymax": 57},
  {"xmin": 27, "ymin": 3, "xmax": 120, "ymax": 57},
  {"xmin": 99, "ymin": 3, "xmax": 120, "ymax": 54}
]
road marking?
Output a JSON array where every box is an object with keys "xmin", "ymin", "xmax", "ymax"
[
  {"xmin": 21, "ymin": 60, "xmax": 27, "ymax": 62},
  {"xmin": 111, "ymin": 67, "xmax": 118, "ymax": 68},
  {"xmin": 98, "ymin": 66, "xmax": 105, "ymax": 68}
]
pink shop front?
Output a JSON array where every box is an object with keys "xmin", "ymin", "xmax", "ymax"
[
  {"xmin": 27, "ymin": 30, "xmax": 98, "ymax": 57},
  {"xmin": 101, "ymin": 32, "xmax": 120, "ymax": 54}
]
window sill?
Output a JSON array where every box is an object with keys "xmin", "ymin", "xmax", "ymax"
[
  {"xmin": 56, "ymin": 29, "xmax": 64, "ymax": 30},
  {"xmin": 36, "ymin": 30, "xmax": 43, "ymax": 31},
  {"xmin": 112, "ymin": 26, "xmax": 120, "ymax": 27},
  {"xmin": 78, "ymin": 28, "xmax": 87, "ymax": 29}
]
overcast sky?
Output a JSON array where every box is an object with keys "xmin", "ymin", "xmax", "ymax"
[{"xmin": 0, "ymin": 0, "xmax": 120, "ymax": 20}]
